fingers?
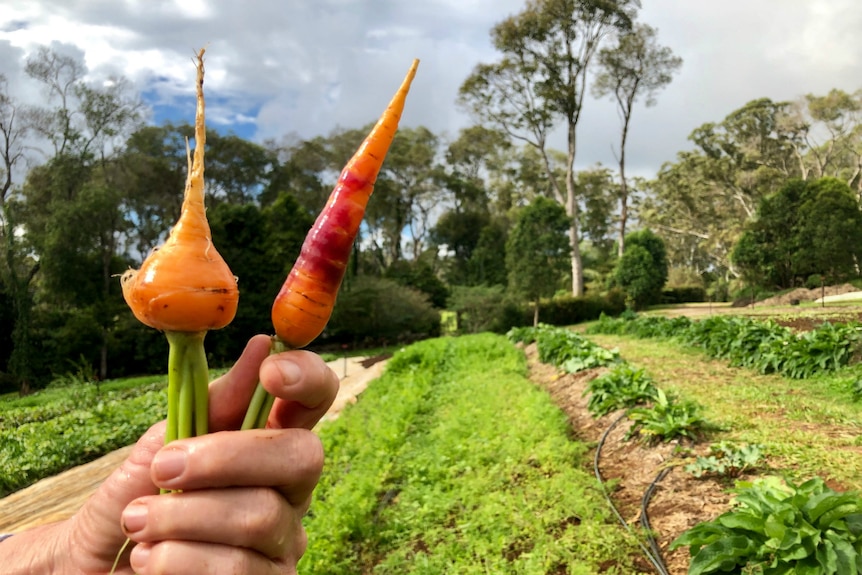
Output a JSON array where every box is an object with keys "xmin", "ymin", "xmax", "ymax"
[
  {"xmin": 259, "ymin": 350, "xmax": 340, "ymax": 430},
  {"xmin": 122, "ymin": 487, "xmax": 302, "ymax": 559},
  {"xmin": 129, "ymin": 539, "xmax": 300, "ymax": 575},
  {"xmin": 207, "ymin": 337, "xmax": 339, "ymax": 432},
  {"xmin": 148, "ymin": 428, "xmax": 324, "ymax": 506},
  {"xmin": 66, "ymin": 422, "xmax": 165, "ymax": 572},
  {"xmin": 208, "ymin": 334, "xmax": 274, "ymax": 431}
]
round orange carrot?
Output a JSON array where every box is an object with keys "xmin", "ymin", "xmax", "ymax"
[
  {"xmin": 271, "ymin": 58, "xmax": 419, "ymax": 348},
  {"xmin": 121, "ymin": 50, "xmax": 239, "ymax": 333}
]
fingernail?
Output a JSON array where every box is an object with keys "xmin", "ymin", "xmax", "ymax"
[
  {"xmin": 130, "ymin": 543, "xmax": 151, "ymax": 572},
  {"xmin": 122, "ymin": 502, "xmax": 148, "ymax": 534},
  {"xmin": 277, "ymin": 359, "xmax": 302, "ymax": 386},
  {"xmin": 153, "ymin": 448, "xmax": 187, "ymax": 483}
]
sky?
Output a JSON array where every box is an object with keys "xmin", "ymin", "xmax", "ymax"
[{"xmin": 2, "ymin": 0, "xmax": 862, "ymax": 180}]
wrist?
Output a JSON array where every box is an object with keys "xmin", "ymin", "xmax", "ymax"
[{"xmin": 0, "ymin": 521, "xmax": 69, "ymax": 575}]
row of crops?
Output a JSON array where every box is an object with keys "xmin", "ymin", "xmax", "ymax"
[
  {"xmin": 0, "ymin": 380, "xmax": 166, "ymax": 496},
  {"xmin": 586, "ymin": 312, "xmax": 862, "ymax": 379},
  {"xmin": 515, "ymin": 323, "xmax": 862, "ymax": 574}
]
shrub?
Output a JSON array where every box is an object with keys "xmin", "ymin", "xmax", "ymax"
[
  {"xmin": 661, "ymin": 286, "xmax": 707, "ymax": 304},
  {"xmin": 614, "ymin": 229, "xmax": 669, "ymax": 309},
  {"xmin": 448, "ymin": 285, "xmax": 528, "ymax": 334},
  {"xmin": 539, "ymin": 292, "xmax": 626, "ymax": 325},
  {"xmin": 324, "ymin": 275, "xmax": 441, "ymax": 345}
]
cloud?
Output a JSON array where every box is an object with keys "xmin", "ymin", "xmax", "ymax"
[{"xmin": 2, "ymin": 0, "xmax": 862, "ymax": 179}]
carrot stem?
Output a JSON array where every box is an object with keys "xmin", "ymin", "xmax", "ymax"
[
  {"xmin": 256, "ymin": 393, "xmax": 276, "ymax": 429},
  {"xmin": 178, "ymin": 359, "xmax": 194, "ymax": 440},
  {"xmin": 190, "ymin": 339, "xmax": 209, "ymax": 436},
  {"xmin": 241, "ymin": 383, "xmax": 270, "ymax": 430},
  {"xmin": 165, "ymin": 331, "xmax": 208, "ymax": 441}
]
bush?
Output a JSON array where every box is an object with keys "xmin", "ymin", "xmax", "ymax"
[
  {"xmin": 614, "ymin": 245, "xmax": 665, "ymax": 309},
  {"xmin": 538, "ymin": 292, "xmax": 627, "ymax": 325},
  {"xmin": 614, "ymin": 229, "xmax": 669, "ymax": 309},
  {"xmin": 323, "ymin": 275, "xmax": 441, "ymax": 345},
  {"xmin": 448, "ymin": 285, "xmax": 527, "ymax": 334},
  {"xmin": 661, "ymin": 286, "xmax": 707, "ymax": 304}
]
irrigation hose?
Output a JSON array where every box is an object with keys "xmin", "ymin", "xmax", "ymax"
[
  {"xmin": 593, "ymin": 412, "xmax": 671, "ymax": 575},
  {"xmin": 641, "ymin": 466, "xmax": 673, "ymax": 569}
]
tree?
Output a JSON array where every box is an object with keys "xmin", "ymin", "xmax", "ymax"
[
  {"xmin": 506, "ymin": 196, "xmax": 571, "ymax": 325},
  {"xmin": 576, "ymin": 165, "xmax": 618, "ymax": 258},
  {"xmin": 593, "ymin": 22, "xmax": 682, "ymax": 255},
  {"xmin": 0, "ymin": 74, "xmax": 39, "ymax": 392},
  {"xmin": 460, "ymin": 0, "xmax": 638, "ymax": 296},
  {"xmin": 19, "ymin": 48, "xmax": 144, "ymax": 382},
  {"xmin": 207, "ymin": 192, "xmax": 312, "ymax": 363},
  {"xmin": 732, "ymin": 177, "xmax": 862, "ymax": 289},
  {"xmin": 639, "ymin": 98, "xmax": 806, "ymax": 280},
  {"xmin": 613, "ymin": 228, "xmax": 667, "ymax": 309}
]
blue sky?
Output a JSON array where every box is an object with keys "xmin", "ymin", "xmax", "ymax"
[{"xmin": 3, "ymin": 0, "xmax": 862, "ymax": 179}]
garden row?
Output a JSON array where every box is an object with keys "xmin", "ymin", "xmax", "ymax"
[
  {"xmin": 302, "ymin": 333, "xmax": 646, "ymax": 573},
  {"xmin": 513, "ymin": 323, "xmax": 862, "ymax": 574},
  {"xmin": 587, "ymin": 312, "xmax": 862, "ymax": 380},
  {"xmin": 0, "ymin": 378, "xmax": 166, "ymax": 496}
]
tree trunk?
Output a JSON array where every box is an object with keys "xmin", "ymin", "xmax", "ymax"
[
  {"xmin": 532, "ymin": 300, "xmax": 540, "ymax": 327},
  {"xmin": 617, "ymin": 108, "xmax": 631, "ymax": 258},
  {"xmin": 566, "ymin": 127, "xmax": 584, "ymax": 297}
]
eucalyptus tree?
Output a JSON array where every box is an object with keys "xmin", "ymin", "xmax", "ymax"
[
  {"xmin": 20, "ymin": 47, "xmax": 145, "ymax": 382},
  {"xmin": 0, "ymin": 74, "xmax": 39, "ymax": 392},
  {"xmin": 459, "ymin": 0, "xmax": 639, "ymax": 296},
  {"xmin": 593, "ymin": 22, "xmax": 681, "ymax": 255}
]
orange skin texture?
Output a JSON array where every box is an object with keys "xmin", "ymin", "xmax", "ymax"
[
  {"xmin": 122, "ymin": 50, "xmax": 239, "ymax": 332},
  {"xmin": 272, "ymin": 59, "xmax": 418, "ymax": 348}
]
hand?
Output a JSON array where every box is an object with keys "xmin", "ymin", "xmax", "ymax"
[{"xmin": 3, "ymin": 335, "xmax": 339, "ymax": 575}]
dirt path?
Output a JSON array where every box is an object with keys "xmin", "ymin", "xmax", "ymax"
[{"xmin": 0, "ymin": 356, "xmax": 387, "ymax": 534}]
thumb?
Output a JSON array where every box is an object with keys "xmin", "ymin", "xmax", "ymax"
[{"xmin": 65, "ymin": 422, "xmax": 164, "ymax": 572}]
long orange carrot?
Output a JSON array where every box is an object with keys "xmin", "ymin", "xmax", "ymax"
[
  {"xmin": 271, "ymin": 58, "xmax": 419, "ymax": 348},
  {"xmin": 242, "ymin": 59, "xmax": 419, "ymax": 430}
]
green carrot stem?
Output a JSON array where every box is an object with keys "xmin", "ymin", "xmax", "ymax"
[
  {"xmin": 241, "ymin": 383, "xmax": 270, "ymax": 430},
  {"xmin": 190, "ymin": 339, "xmax": 209, "ymax": 436},
  {"xmin": 165, "ymin": 332, "xmax": 189, "ymax": 444},
  {"xmin": 178, "ymin": 357, "xmax": 194, "ymax": 440},
  {"xmin": 256, "ymin": 393, "xmax": 276, "ymax": 429},
  {"xmin": 165, "ymin": 331, "xmax": 208, "ymax": 441},
  {"xmin": 240, "ymin": 337, "xmax": 288, "ymax": 430}
]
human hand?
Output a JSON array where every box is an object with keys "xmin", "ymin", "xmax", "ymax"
[{"xmin": 3, "ymin": 335, "xmax": 339, "ymax": 575}]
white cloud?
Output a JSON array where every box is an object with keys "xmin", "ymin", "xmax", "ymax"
[{"xmin": 2, "ymin": 0, "xmax": 862, "ymax": 178}]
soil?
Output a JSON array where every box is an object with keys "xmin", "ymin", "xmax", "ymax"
[{"xmin": 523, "ymin": 344, "xmax": 735, "ymax": 575}]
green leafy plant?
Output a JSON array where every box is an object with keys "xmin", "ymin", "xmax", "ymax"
[
  {"xmin": 587, "ymin": 314, "xmax": 862, "ymax": 380},
  {"xmin": 685, "ymin": 442, "xmax": 765, "ymax": 479},
  {"xmin": 670, "ymin": 476, "xmax": 862, "ymax": 575},
  {"xmin": 584, "ymin": 364, "xmax": 658, "ymax": 416},
  {"xmin": 625, "ymin": 388, "xmax": 711, "ymax": 444},
  {"xmin": 509, "ymin": 324, "xmax": 621, "ymax": 372}
]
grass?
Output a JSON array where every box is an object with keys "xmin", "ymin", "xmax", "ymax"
[
  {"xmin": 302, "ymin": 333, "xmax": 648, "ymax": 574},
  {"xmin": 585, "ymin": 333, "xmax": 862, "ymax": 490}
]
